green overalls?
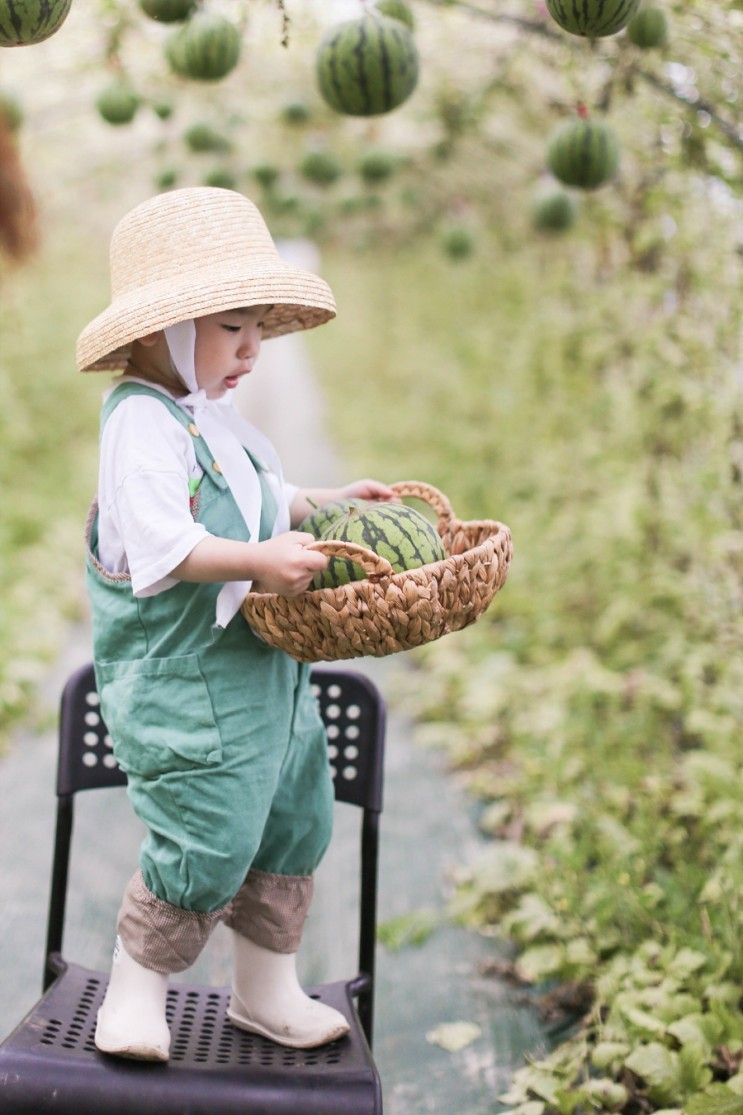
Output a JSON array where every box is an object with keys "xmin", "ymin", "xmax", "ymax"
[{"xmin": 86, "ymin": 383, "xmax": 334, "ymax": 929}]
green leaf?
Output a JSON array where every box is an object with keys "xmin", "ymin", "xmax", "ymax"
[
  {"xmin": 685, "ymin": 1085, "xmax": 743, "ymax": 1115},
  {"xmin": 591, "ymin": 1041, "xmax": 631, "ymax": 1070},
  {"xmin": 425, "ymin": 1021, "xmax": 482, "ymax": 1052},
  {"xmin": 622, "ymin": 1006, "xmax": 668, "ymax": 1037},
  {"xmin": 583, "ymin": 1078, "xmax": 629, "ymax": 1108},
  {"xmin": 515, "ymin": 943, "xmax": 566, "ymax": 982},
  {"xmin": 377, "ymin": 907, "xmax": 439, "ymax": 951},
  {"xmin": 668, "ymin": 948, "xmax": 708, "ymax": 979},
  {"xmin": 625, "ymin": 1042, "xmax": 682, "ymax": 1105}
]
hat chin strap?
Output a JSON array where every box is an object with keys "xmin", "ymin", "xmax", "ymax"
[
  {"xmin": 164, "ymin": 319, "xmax": 199, "ymax": 396},
  {"xmin": 162, "ymin": 319, "xmax": 289, "ymax": 629}
]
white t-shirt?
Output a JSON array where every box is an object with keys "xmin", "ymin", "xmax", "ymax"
[{"xmin": 96, "ymin": 386, "xmax": 298, "ymax": 598}]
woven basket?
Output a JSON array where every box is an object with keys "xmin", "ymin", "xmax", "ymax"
[{"xmin": 241, "ymin": 480, "xmax": 513, "ymax": 662}]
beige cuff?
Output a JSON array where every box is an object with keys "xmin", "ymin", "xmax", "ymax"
[
  {"xmin": 223, "ymin": 868, "xmax": 314, "ymax": 954},
  {"xmin": 117, "ymin": 869, "xmax": 227, "ymax": 974}
]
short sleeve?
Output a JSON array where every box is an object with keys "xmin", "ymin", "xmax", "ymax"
[{"xmin": 97, "ymin": 396, "xmax": 209, "ymax": 596}]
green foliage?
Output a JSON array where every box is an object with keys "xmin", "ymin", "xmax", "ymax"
[
  {"xmin": 0, "ymin": 231, "xmax": 104, "ymax": 746},
  {"xmin": 308, "ymin": 176, "xmax": 742, "ymax": 1108}
]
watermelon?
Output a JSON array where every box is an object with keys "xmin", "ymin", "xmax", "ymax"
[
  {"xmin": 299, "ymin": 150, "xmax": 343, "ymax": 187},
  {"xmin": 152, "ymin": 99, "xmax": 174, "ymax": 120},
  {"xmin": 533, "ymin": 189, "xmax": 577, "ymax": 232},
  {"xmin": 626, "ymin": 7, "xmax": 668, "ymax": 48},
  {"xmin": 155, "ymin": 167, "xmax": 179, "ymax": 190},
  {"xmin": 203, "ymin": 168, "xmax": 236, "ymax": 190},
  {"xmin": 184, "ymin": 122, "xmax": 231, "ymax": 154},
  {"xmin": 140, "ymin": 0, "xmax": 196, "ymax": 23},
  {"xmin": 376, "ymin": 0, "xmax": 415, "ymax": 30},
  {"xmin": 281, "ymin": 101, "xmax": 311, "ymax": 126},
  {"xmin": 441, "ymin": 225, "xmax": 475, "ymax": 260},
  {"xmin": 253, "ymin": 163, "xmax": 280, "ymax": 190},
  {"xmin": 545, "ymin": 0, "xmax": 640, "ymax": 38},
  {"xmin": 548, "ymin": 119, "xmax": 619, "ymax": 190},
  {"xmin": 358, "ymin": 150, "xmax": 397, "ymax": 184},
  {"xmin": 96, "ymin": 82, "xmax": 140, "ymax": 126},
  {"xmin": 313, "ymin": 503, "xmax": 447, "ymax": 589},
  {"xmin": 316, "ymin": 14, "xmax": 419, "ymax": 117},
  {"xmin": 299, "ymin": 498, "xmax": 370, "ymax": 540},
  {"xmin": 0, "ymin": 0, "xmax": 71, "ymax": 45},
  {"xmin": 166, "ymin": 12, "xmax": 241, "ymax": 82}
]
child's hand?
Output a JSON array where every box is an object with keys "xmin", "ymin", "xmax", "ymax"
[
  {"xmin": 339, "ymin": 479, "xmax": 397, "ymax": 502},
  {"xmin": 250, "ymin": 532, "xmax": 328, "ymax": 596}
]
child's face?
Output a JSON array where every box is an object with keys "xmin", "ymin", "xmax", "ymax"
[{"xmin": 194, "ymin": 306, "xmax": 269, "ymax": 399}]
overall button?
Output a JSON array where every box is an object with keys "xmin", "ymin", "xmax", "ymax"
[
  {"xmin": 188, "ymin": 423, "xmax": 200, "ymax": 437},
  {"xmin": 213, "ymin": 461, "xmax": 223, "ymax": 474}
]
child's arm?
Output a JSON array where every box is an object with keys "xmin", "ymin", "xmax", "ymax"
[
  {"xmin": 171, "ymin": 532, "xmax": 328, "ymax": 596},
  {"xmin": 289, "ymin": 479, "xmax": 396, "ymax": 528}
]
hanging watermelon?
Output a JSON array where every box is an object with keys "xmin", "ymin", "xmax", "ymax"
[
  {"xmin": 166, "ymin": 12, "xmax": 241, "ymax": 81},
  {"xmin": 533, "ymin": 189, "xmax": 577, "ymax": 232},
  {"xmin": 548, "ymin": 119, "xmax": 619, "ymax": 190},
  {"xmin": 140, "ymin": 0, "xmax": 196, "ymax": 22},
  {"xmin": 626, "ymin": 7, "xmax": 668, "ymax": 48},
  {"xmin": 316, "ymin": 14, "xmax": 419, "ymax": 117},
  {"xmin": 96, "ymin": 82, "xmax": 140, "ymax": 126},
  {"xmin": 0, "ymin": 0, "xmax": 72, "ymax": 46},
  {"xmin": 299, "ymin": 150, "xmax": 343, "ymax": 187},
  {"xmin": 545, "ymin": 0, "xmax": 641, "ymax": 38}
]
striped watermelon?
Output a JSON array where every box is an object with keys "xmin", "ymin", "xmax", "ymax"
[
  {"xmin": 166, "ymin": 12, "xmax": 241, "ymax": 81},
  {"xmin": 140, "ymin": 0, "xmax": 196, "ymax": 22},
  {"xmin": 96, "ymin": 82, "xmax": 140, "ymax": 126},
  {"xmin": 313, "ymin": 503, "xmax": 447, "ymax": 589},
  {"xmin": 548, "ymin": 119, "xmax": 619, "ymax": 190},
  {"xmin": 299, "ymin": 498, "xmax": 369, "ymax": 539},
  {"xmin": 0, "ymin": 0, "xmax": 71, "ymax": 45},
  {"xmin": 533, "ymin": 189, "xmax": 577, "ymax": 232},
  {"xmin": 626, "ymin": 7, "xmax": 668, "ymax": 48},
  {"xmin": 546, "ymin": 0, "xmax": 640, "ymax": 37},
  {"xmin": 316, "ymin": 14, "xmax": 419, "ymax": 117}
]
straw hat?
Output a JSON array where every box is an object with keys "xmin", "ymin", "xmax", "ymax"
[{"xmin": 76, "ymin": 187, "xmax": 336, "ymax": 372}]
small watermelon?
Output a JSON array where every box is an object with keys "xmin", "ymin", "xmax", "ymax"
[
  {"xmin": 299, "ymin": 498, "xmax": 370, "ymax": 540},
  {"xmin": 183, "ymin": 122, "xmax": 231, "ymax": 153},
  {"xmin": 253, "ymin": 163, "xmax": 280, "ymax": 190},
  {"xmin": 313, "ymin": 502, "xmax": 446, "ymax": 589},
  {"xmin": 0, "ymin": 0, "xmax": 71, "ymax": 45},
  {"xmin": 281, "ymin": 101, "xmax": 311, "ymax": 126},
  {"xmin": 203, "ymin": 167, "xmax": 236, "ymax": 190},
  {"xmin": 166, "ymin": 12, "xmax": 241, "ymax": 82},
  {"xmin": 140, "ymin": 0, "xmax": 196, "ymax": 22},
  {"xmin": 155, "ymin": 167, "xmax": 179, "ymax": 190},
  {"xmin": 376, "ymin": 0, "xmax": 415, "ymax": 30},
  {"xmin": 533, "ymin": 189, "xmax": 577, "ymax": 232},
  {"xmin": 545, "ymin": 0, "xmax": 640, "ymax": 37},
  {"xmin": 548, "ymin": 119, "xmax": 619, "ymax": 190},
  {"xmin": 441, "ymin": 225, "xmax": 475, "ymax": 260},
  {"xmin": 96, "ymin": 82, "xmax": 140, "ymax": 126},
  {"xmin": 626, "ymin": 7, "xmax": 668, "ymax": 48},
  {"xmin": 358, "ymin": 150, "xmax": 397, "ymax": 184},
  {"xmin": 152, "ymin": 99, "xmax": 174, "ymax": 120},
  {"xmin": 316, "ymin": 14, "xmax": 419, "ymax": 117},
  {"xmin": 299, "ymin": 150, "xmax": 343, "ymax": 187}
]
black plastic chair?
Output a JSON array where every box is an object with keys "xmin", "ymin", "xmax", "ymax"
[{"xmin": 0, "ymin": 661, "xmax": 386, "ymax": 1115}]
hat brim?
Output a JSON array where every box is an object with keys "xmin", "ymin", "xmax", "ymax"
[{"xmin": 76, "ymin": 262, "xmax": 336, "ymax": 372}]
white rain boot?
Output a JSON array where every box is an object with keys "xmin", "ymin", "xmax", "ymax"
[
  {"xmin": 94, "ymin": 936, "xmax": 171, "ymax": 1062},
  {"xmin": 227, "ymin": 931, "xmax": 350, "ymax": 1049}
]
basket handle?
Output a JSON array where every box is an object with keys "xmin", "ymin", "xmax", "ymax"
[
  {"xmin": 307, "ymin": 539, "xmax": 395, "ymax": 579},
  {"xmin": 390, "ymin": 480, "xmax": 455, "ymax": 528}
]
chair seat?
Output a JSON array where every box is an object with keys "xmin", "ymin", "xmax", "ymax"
[{"xmin": 0, "ymin": 960, "xmax": 382, "ymax": 1115}]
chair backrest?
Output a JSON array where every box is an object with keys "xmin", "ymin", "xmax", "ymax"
[
  {"xmin": 56, "ymin": 663, "xmax": 386, "ymax": 811},
  {"xmin": 46, "ymin": 661, "xmax": 386, "ymax": 1040}
]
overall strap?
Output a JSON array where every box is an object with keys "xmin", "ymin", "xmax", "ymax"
[{"xmin": 100, "ymin": 381, "xmax": 227, "ymax": 489}]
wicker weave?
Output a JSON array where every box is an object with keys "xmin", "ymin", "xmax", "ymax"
[{"xmin": 241, "ymin": 481, "xmax": 513, "ymax": 662}]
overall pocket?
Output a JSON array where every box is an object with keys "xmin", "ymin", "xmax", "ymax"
[{"xmin": 97, "ymin": 654, "xmax": 223, "ymax": 778}]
